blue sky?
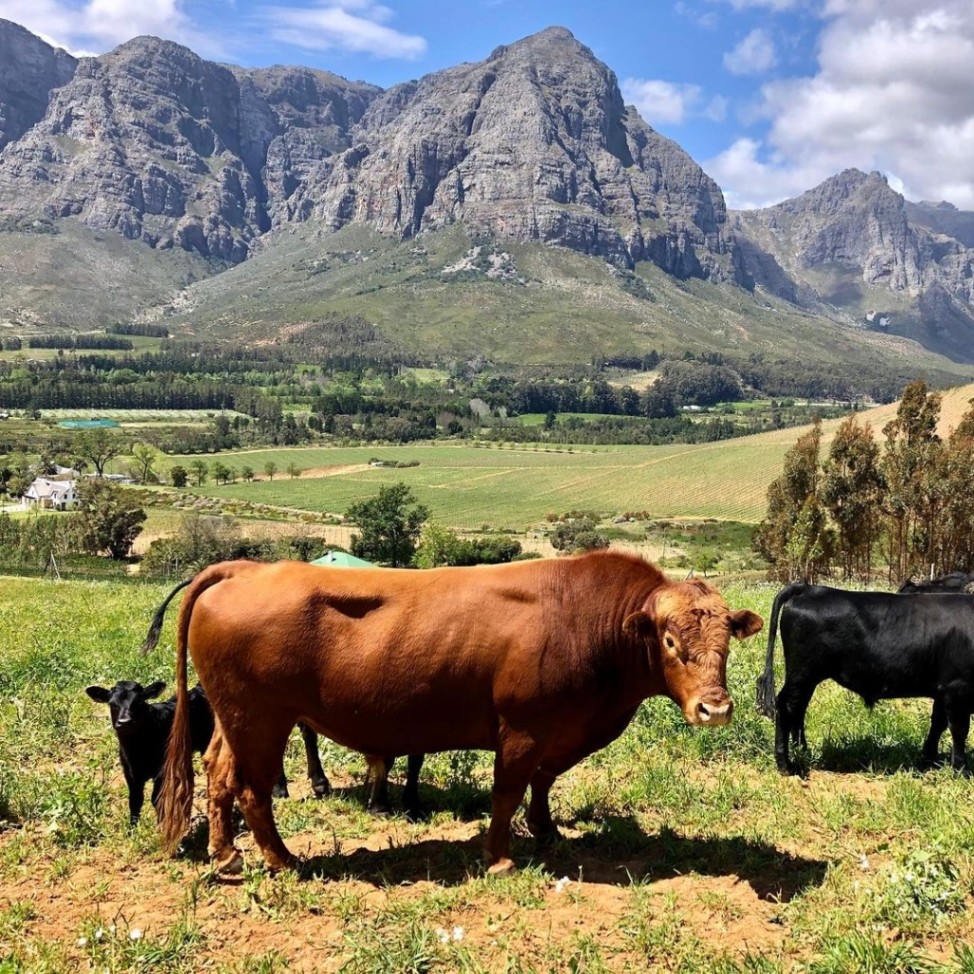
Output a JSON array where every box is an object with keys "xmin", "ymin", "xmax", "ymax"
[{"xmin": 2, "ymin": 0, "xmax": 973, "ymax": 211}]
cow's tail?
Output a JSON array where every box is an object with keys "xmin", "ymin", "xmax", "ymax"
[
  {"xmin": 141, "ymin": 576, "xmax": 194, "ymax": 656},
  {"xmin": 154, "ymin": 562, "xmax": 245, "ymax": 856},
  {"xmin": 755, "ymin": 584, "xmax": 805, "ymax": 719}
]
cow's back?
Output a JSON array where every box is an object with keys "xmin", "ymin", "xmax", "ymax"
[{"xmin": 781, "ymin": 588, "xmax": 974, "ymax": 702}]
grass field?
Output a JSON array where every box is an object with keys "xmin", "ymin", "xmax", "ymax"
[
  {"xmin": 2, "ymin": 575, "xmax": 974, "ymax": 972},
  {"xmin": 172, "ymin": 441, "xmax": 792, "ymax": 528},
  {"xmin": 157, "ymin": 384, "xmax": 974, "ymax": 533}
]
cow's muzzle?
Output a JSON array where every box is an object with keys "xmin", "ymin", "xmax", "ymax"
[{"xmin": 686, "ymin": 697, "xmax": 733, "ymax": 726}]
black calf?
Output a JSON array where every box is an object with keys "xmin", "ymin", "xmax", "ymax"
[
  {"xmin": 85, "ymin": 680, "xmax": 213, "ymax": 825},
  {"xmin": 87, "ymin": 681, "xmax": 333, "ymax": 823}
]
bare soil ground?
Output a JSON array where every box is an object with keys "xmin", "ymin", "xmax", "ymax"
[{"xmin": 0, "ymin": 770, "xmax": 806, "ymax": 972}]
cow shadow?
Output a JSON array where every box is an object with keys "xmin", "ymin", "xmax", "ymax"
[
  {"xmin": 811, "ymin": 736, "xmax": 936, "ymax": 776},
  {"xmin": 295, "ymin": 818, "xmax": 826, "ymax": 903},
  {"xmin": 329, "ymin": 779, "xmax": 493, "ymax": 823}
]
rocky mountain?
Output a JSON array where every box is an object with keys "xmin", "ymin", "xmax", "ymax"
[
  {"xmin": 0, "ymin": 22, "xmax": 733, "ymax": 281},
  {"xmin": 0, "ymin": 21, "xmax": 76, "ymax": 152},
  {"xmin": 731, "ymin": 170, "xmax": 974, "ymax": 362},
  {"xmin": 1, "ymin": 18, "xmax": 973, "ymax": 374}
]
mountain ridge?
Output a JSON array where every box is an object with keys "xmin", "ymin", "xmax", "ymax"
[{"xmin": 0, "ymin": 19, "xmax": 972, "ymax": 379}]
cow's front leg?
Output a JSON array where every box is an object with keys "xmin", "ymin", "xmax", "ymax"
[
  {"xmin": 919, "ymin": 697, "xmax": 948, "ymax": 770},
  {"xmin": 526, "ymin": 768, "xmax": 560, "ymax": 846},
  {"xmin": 485, "ymin": 728, "xmax": 548, "ymax": 875},
  {"xmin": 402, "ymin": 754, "xmax": 426, "ymax": 821},
  {"xmin": 123, "ymin": 764, "xmax": 144, "ymax": 826},
  {"xmin": 298, "ymin": 723, "xmax": 330, "ymax": 799},
  {"xmin": 944, "ymin": 694, "xmax": 971, "ymax": 775}
]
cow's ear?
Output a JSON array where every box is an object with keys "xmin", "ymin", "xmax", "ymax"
[
  {"xmin": 730, "ymin": 609, "xmax": 763, "ymax": 639},
  {"xmin": 623, "ymin": 611, "xmax": 654, "ymax": 638},
  {"xmin": 86, "ymin": 685, "xmax": 110, "ymax": 703},
  {"xmin": 143, "ymin": 680, "xmax": 167, "ymax": 699}
]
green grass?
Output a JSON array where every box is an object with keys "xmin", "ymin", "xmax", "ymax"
[
  {"xmin": 169, "ymin": 440, "xmax": 794, "ymax": 528},
  {"xmin": 3, "ymin": 576, "xmax": 974, "ymax": 971}
]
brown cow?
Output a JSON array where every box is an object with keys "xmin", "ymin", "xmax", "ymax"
[{"xmin": 149, "ymin": 552, "xmax": 762, "ymax": 875}]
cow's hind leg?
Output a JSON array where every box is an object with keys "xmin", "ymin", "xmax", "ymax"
[
  {"xmin": 298, "ymin": 722, "xmax": 330, "ymax": 798},
  {"xmin": 775, "ymin": 681, "xmax": 815, "ymax": 775},
  {"xmin": 221, "ymin": 717, "xmax": 297, "ymax": 871},
  {"xmin": 485, "ymin": 728, "xmax": 549, "ymax": 876},
  {"xmin": 203, "ymin": 727, "xmax": 242, "ymax": 874},
  {"xmin": 919, "ymin": 697, "xmax": 948, "ymax": 770}
]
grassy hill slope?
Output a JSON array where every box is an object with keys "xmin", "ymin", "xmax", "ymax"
[{"xmin": 150, "ymin": 224, "xmax": 974, "ymax": 384}]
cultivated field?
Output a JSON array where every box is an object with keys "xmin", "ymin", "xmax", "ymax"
[
  {"xmin": 175, "ymin": 442, "xmax": 790, "ymax": 528},
  {"xmin": 2, "ymin": 576, "xmax": 974, "ymax": 972},
  {"xmin": 161, "ymin": 383, "xmax": 974, "ymax": 532}
]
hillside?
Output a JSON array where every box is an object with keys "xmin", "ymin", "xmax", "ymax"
[
  {"xmin": 150, "ymin": 222, "xmax": 974, "ymax": 386},
  {"xmin": 0, "ymin": 21, "xmax": 973, "ymax": 389}
]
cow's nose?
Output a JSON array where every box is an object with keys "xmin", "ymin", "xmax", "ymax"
[{"xmin": 696, "ymin": 699, "xmax": 733, "ymax": 725}]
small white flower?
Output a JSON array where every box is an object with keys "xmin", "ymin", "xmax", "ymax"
[
  {"xmin": 94, "ymin": 928, "xmax": 104, "ymax": 942},
  {"xmin": 129, "ymin": 928, "xmax": 143, "ymax": 941},
  {"xmin": 859, "ymin": 854, "xmax": 870, "ymax": 871},
  {"xmin": 77, "ymin": 937, "xmax": 88, "ymax": 947},
  {"xmin": 435, "ymin": 927, "xmax": 450, "ymax": 944},
  {"xmin": 554, "ymin": 876, "xmax": 571, "ymax": 893},
  {"xmin": 452, "ymin": 926, "xmax": 464, "ymax": 942}
]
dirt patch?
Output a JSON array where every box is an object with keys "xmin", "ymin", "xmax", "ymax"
[{"xmin": 0, "ymin": 776, "xmax": 804, "ymax": 971}]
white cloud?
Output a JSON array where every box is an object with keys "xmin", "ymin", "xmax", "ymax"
[
  {"xmin": 713, "ymin": 0, "xmax": 974, "ymax": 209},
  {"xmin": 0, "ymin": 0, "xmax": 210, "ymax": 55},
  {"xmin": 723, "ymin": 28, "xmax": 776, "ymax": 75},
  {"xmin": 621, "ymin": 78, "xmax": 703, "ymax": 126},
  {"xmin": 260, "ymin": 1, "xmax": 426, "ymax": 58},
  {"xmin": 716, "ymin": 0, "xmax": 801, "ymax": 10}
]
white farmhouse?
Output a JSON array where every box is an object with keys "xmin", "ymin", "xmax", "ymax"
[{"xmin": 22, "ymin": 477, "xmax": 78, "ymax": 510}]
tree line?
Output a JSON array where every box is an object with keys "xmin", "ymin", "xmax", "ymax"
[{"xmin": 756, "ymin": 380, "xmax": 974, "ymax": 584}]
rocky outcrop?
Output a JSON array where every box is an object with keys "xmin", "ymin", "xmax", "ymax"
[
  {"xmin": 0, "ymin": 29, "xmax": 379, "ymax": 260},
  {"xmin": 732, "ymin": 169, "xmax": 974, "ymax": 361},
  {"xmin": 0, "ymin": 20, "xmax": 76, "ymax": 152},
  {"xmin": 0, "ymin": 22, "xmax": 735, "ymax": 280},
  {"xmin": 300, "ymin": 27, "xmax": 735, "ymax": 279}
]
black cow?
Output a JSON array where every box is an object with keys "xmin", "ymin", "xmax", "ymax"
[
  {"xmin": 899, "ymin": 572, "xmax": 974, "ymax": 594},
  {"xmin": 896, "ymin": 572, "xmax": 974, "ymax": 765},
  {"xmin": 86, "ymin": 680, "xmax": 214, "ymax": 825},
  {"xmin": 87, "ymin": 680, "xmax": 332, "ymax": 824},
  {"xmin": 756, "ymin": 584, "xmax": 974, "ymax": 775},
  {"xmin": 87, "ymin": 679, "xmax": 424, "ymax": 821}
]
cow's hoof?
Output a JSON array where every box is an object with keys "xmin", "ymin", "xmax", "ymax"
[
  {"xmin": 266, "ymin": 854, "xmax": 298, "ymax": 872},
  {"xmin": 272, "ymin": 785, "xmax": 289, "ymax": 800},
  {"xmin": 213, "ymin": 850, "xmax": 244, "ymax": 875},
  {"xmin": 487, "ymin": 858, "xmax": 516, "ymax": 877},
  {"xmin": 311, "ymin": 782, "xmax": 331, "ymax": 799},
  {"xmin": 530, "ymin": 827, "xmax": 562, "ymax": 849}
]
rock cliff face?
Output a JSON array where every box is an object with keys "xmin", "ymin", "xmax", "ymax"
[
  {"xmin": 0, "ymin": 21, "xmax": 734, "ymax": 280},
  {"xmin": 0, "ymin": 21, "xmax": 76, "ymax": 152},
  {"xmin": 0, "ymin": 24, "xmax": 378, "ymax": 260},
  {"xmin": 298, "ymin": 27, "xmax": 735, "ymax": 279},
  {"xmin": 732, "ymin": 170, "xmax": 974, "ymax": 360}
]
